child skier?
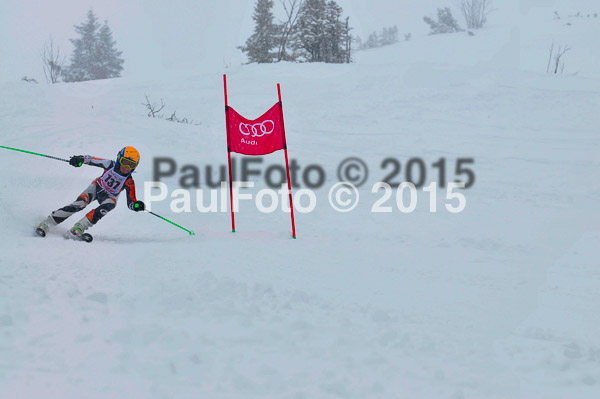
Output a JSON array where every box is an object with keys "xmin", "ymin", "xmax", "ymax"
[{"xmin": 36, "ymin": 146, "xmax": 145, "ymax": 239}]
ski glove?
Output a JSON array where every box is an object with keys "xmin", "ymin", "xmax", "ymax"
[
  {"xmin": 130, "ymin": 201, "xmax": 145, "ymax": 212},
  {"xmin": 69, "ymin": 155, "xmax": 85, "ymax": 167}
]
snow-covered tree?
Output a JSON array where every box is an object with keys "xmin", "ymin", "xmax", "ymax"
[
  {"xmin": 63, "ymin": 9, "xmax": 124, "ymax": 82},
  {"xmin": 240, "ymin": 0, "xmax": 351, "ymax": 63},
  {"xmin": 322, "ymin": 1, "xmax": 344, "ymax": 62},
  {"xmin": 63, "ymin": 9, "xmax": 100, "ymax": 82},
  {"xmin": 293, "ymin": 0, "xmax": 351, "ymax": 63},
  {"xmin": 239, "ymin": 0, "xmax": 279, "ymax": 63},
  {"xmin": 364, "ymin": 33, "xmax": 379, "ymax": 49},
  {"xmin": 94, "ymin": 22, "xmax": 124, "ymax": 79},
  {"xmin": 294, "ymin": 0, "xmax": 327, "ymax": 62},
  {"xmin": 380, "ymin": 26, "xmax": 399, "ymax": 46}
]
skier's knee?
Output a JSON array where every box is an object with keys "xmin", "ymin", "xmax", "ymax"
[
  {"xmin": 77, "ymin": 193, "xmax": 90, "ymax": 205},
  {"xmin": 71, "ymin": 193, "xmax": 90, "ymax": 210},
  {"xmin": 86, "ymin": 201, "xmax": 116, "ymax": 224}
]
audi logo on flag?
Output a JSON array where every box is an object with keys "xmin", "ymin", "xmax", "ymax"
[{"xmin": 239, "ymin": 120, "xmax": 275, "ymax": 138}]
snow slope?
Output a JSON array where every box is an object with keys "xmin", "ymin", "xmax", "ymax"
[{"xmin": 1, "ymin": 6, "xmax": 599, "ymax": 399}]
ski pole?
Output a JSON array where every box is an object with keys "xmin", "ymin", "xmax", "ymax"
[
  {"xmin": 146, "ymin": 210, "xmax": 195, "ymax": 236},
  {"xmin": 1, "ymin": 145, "xmax": 70, "ymax": 163},
  {"xmin": 0, "ymin": 145, "xmax": 104, "ymax": 168}
]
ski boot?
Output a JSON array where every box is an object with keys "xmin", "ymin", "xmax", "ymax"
[
  {"xmin": 35, "ymin": 216, "xmax": 57, "ymax": 237},
  {"xmin": 67, "ymin": 217, "xmax": 94, "ymax": 242}
]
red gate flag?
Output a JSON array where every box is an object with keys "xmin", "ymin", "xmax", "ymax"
[
  {"xmin": 226, "ymin": 103, "xmax": 286, "ymax": 156},
  {"xmin": 223, "ymin": 74, "xmax": 296, "ymax": 239}
]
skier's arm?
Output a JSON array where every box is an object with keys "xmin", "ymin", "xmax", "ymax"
[
  {"xmin": 83, "ymin": 156, "xmax": 114, "ymax": 169},
  {"xmin": 69, "ymin": 155, "xmax": 113, "ymax": 169},
  {"xmin": 125, "ymin": 178, "xmax": 145, "ymax": 211}
]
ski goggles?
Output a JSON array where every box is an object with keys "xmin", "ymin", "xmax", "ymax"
[{"xmin": 119, "ymin": 157, "xmax": 138, "ymax": 170}]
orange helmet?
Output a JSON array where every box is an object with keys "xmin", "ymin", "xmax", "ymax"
[{"xmin": 117, "ymin": 146, "xmax": 139, "ymax": 170}]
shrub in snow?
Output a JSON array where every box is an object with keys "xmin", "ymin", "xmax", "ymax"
[
  {"xmin": 424, "ymin": 8, "xmax": 463, "ymax": 35},
  {"xmin": 142, "ymin": 95, "xmax": 200, "ymax": 125},
  {"xmin": 355, "ymin": 26, "xmax": 401, "ymax": 50}
]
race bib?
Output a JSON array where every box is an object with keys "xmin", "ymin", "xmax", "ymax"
[{"xmin": 99, "ymin": 169, "xmax": 128, "ymax": 195}]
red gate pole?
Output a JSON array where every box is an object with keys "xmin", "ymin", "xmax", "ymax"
[
  {"xmin": 277, "ymin": 83, "xmax": 297, "ymax": 239},
  {"xmin": 224, "ymin": 74, "xmax": 236, "ymax": 232}
]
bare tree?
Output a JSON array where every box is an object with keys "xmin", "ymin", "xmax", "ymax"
[
  {"xmin": 41, "ymin": 38, "xmax": 66, "ymax": 84},
  {"xmin": 553, "ymin": 45, "xmax": 570, "ymax": 74},
  {"xmin": 546, "ymin": 42, "xmax": 570, "ymax": 74},
  {"xmin": 546, "ymin": 41, "xmax": 554, "ymax": 73},
  {"xmin": 142, "ymin": 95, "xmax": 166, "ymax": 118},
  {"xmin": 458, "ymin": 0, "xmax": 493, "ymax": 29},
  {"xmin": 344, "ymin": 16, "xmax": 352, "ymax": 63},
  {"xmin": 277, "ymin": 0, "xmax": 305, "ymax": 61}
]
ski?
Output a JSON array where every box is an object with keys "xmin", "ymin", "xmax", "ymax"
[
  {"xmin": 65, "ymin": 231, "xmax": 94, "ymax": 243},
  {"xmin": 35, "ymin": 225, "xmax": 93, "ymax": 243},
  {"xmin": 35, "ymin": 226, "xmax": 93, "ymax": 243}
]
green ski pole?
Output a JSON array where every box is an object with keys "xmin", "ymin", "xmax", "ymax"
[
  {"xmin": 146, "ymin": 210, "xmax": 195, "ymax": 236},
  {"xmin": 0, "ymin": 145, "xmax": 104, "ymax": 168},
  {"xmin": 1, "ymin": 145, "xmax": 70, "ymax": 163}
]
